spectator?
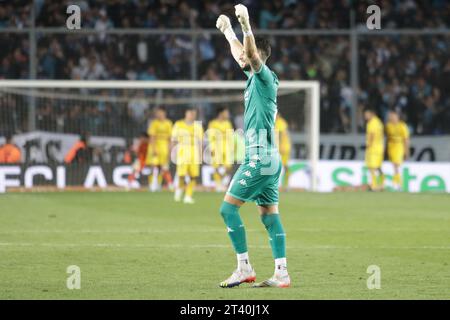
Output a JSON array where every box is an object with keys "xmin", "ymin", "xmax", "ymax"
[
  {"xmin": 138, "ymin": 66, "xmax": 157, "ymax": 81},
  {"xmin": 128, "ymin": 91, "xmax": 149, "ymax": 124},
  {"xmin": 95, "ymin": 9, "xmax": 113, "ymax": 43}
]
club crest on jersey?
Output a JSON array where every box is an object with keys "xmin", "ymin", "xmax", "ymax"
[{"xmin": 238, "ymin": 179, "xmax": 247, "ymax": 186}]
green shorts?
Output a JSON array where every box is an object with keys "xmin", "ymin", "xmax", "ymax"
[{"xmin": 227, "ymin": 151, "xmax": 282, "ymax": 206}]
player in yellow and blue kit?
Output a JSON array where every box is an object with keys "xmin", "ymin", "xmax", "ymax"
[
  {"xmin": 208, "ymin": 107, "xmax": 234, "ymax": 192},
  {"xmin": 216, "ymin": 4, "xmax": 290, "ymax": 289},
  {"xmin": 385, "ymin": 110, "xmax": 410, "ymax": 190},
  {"xmin": 147, "ymin": 107, "xmax": 173, "ymax": 191},
  {"xmin": 364, "ymin": 108, "xmax": 385, "ymax": 191},
  {"xmin": 171, "ymin": 107, "xmax": 204, "ymax": 204},
  {"xmin": 275, "ymin": 113, "xmax": 291, "ymax": 189}
]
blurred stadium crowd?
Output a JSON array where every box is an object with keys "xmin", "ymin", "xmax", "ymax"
[
  {"xmin": 2, "ymin": 0, "xmax": 449, "ymax": 29},
  {"xmin": 0, "ymin": 0, "xmax": 449, "ymax": 136}
]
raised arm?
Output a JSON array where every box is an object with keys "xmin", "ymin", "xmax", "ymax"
[
  {"xmin": 235, "ymin": 4, "xmax": 262, "ymax": 72},
  {"xmin": 216, "ymin": 15, "xmax": 244, "ymax": 67}
]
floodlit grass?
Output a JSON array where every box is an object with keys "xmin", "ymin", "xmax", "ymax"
[{"xmin": 0, "ymin": 191, "xmax": 449, "ymax": 299}]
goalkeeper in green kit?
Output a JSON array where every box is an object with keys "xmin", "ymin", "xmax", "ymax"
[{"xmin": 216, "ymin": 4, "xmax": 290, "ymax": 288}]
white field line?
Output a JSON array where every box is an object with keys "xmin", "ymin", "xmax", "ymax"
[
  {"xmin": 0, "ymin": 229, "xmax": 254, "ymax": 234},
  {"xmin": 0, "ymin": 228, "xmax": 448, "ymax": 234},
  {"xmin": 0, "ymin": 242, "xmax": 449, "ymax": 250}
]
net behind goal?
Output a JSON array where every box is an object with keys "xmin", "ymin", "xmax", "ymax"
[{"xmin": 0, "ymin": 80, "xmax": 319, "ymax": 192}]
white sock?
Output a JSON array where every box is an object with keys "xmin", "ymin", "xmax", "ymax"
[
  {"xmin": 237, "ymin": 252, "xmax": 251, "ymax": 271},
  {"xmin": 151, "ymin": 169, "xmax": 159, "ymax": 190},
  {"xmin": 275, "ymin": 258, "xmax": 288, "ymax": 276}
]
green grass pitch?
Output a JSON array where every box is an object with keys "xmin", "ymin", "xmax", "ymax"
[{"xmin": 0, "ymin": 191, "xmax": 449, "ymax": 299}]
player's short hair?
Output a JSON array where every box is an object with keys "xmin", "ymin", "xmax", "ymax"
[
  {"xmin": 155, "ymin": 106, "xmax": 166, "ymax": 113},
  {"xmin": 255, "ymin": 36, "xmax": 271, "ymax": 61},
  {"xmin": 140, "ymin": 131, "xmax": 149, "ymax": 138},
  {"xmin": 185, "ymin": 106, "xmax": 197, "ymax": 113},
  {"xmin": 216, "ymin": 106, "xmax": 228, "ymax": 116},
  {"xmin": 388, "ymin": 108, "xmax": 399, "ymax": 114},
  {"xmin": 364, "ymin": 107, "xmax": 376, "ymax": 114}
]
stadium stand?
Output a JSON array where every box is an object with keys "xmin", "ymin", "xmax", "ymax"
[{"xmin": 0, "ymin": 0, "xmax": 449, "ymax": 135}]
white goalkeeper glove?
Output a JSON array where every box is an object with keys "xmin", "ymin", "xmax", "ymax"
[
  {"xmin": 234, "ymin": 4, "xmax": 251, "ymax": 34},
  {"xmin": 216, "ymin": 14, "xmax": 237, "ymax": 42}
]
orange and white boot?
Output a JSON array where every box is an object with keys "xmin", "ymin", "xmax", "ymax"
[{"xmin": 253, "ymin": 273, "xmax": 291, "ymax": 288}]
